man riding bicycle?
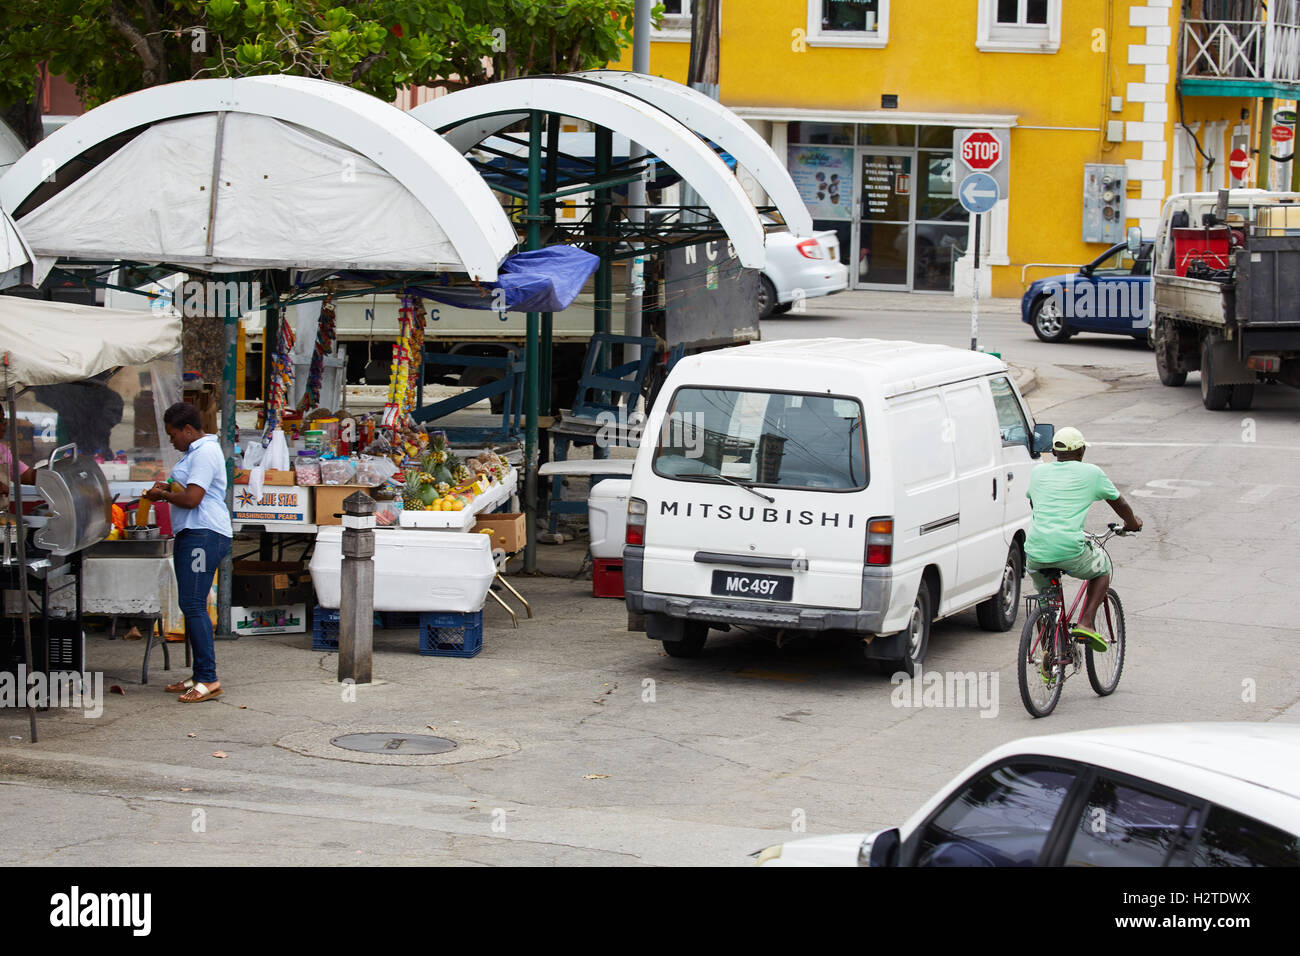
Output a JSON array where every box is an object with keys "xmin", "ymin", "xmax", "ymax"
[{"xmin": 1025, "ymin": 427, "xmax": 1142, "ymax": 652}]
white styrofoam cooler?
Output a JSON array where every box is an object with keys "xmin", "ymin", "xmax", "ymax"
[
  {"xmin": 588, "ymin": 479, "xmax": 631, "ymax": 560},
  {"xmin": 310, "ymin": 527, "xmax": 495, "ymax": 612}
]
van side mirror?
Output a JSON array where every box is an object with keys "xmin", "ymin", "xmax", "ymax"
[
  {"xmin": 1126, "ymin": 226, "xmax": 1143, "ymax": 255},
  {"xmin": 1032, "ymin": 423, "xmax": 1055, "ymax": 457},
  {"xmin": 857, "ymin": 828, "xmax": 901, "ymax": 867}
]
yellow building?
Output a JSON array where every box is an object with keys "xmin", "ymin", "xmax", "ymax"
[{"xmin": 615, "ymin": 2, "xmax": 1299, "ymax": 297}]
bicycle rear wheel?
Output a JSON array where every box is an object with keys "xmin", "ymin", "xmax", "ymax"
[
  {"xmin": 1018, "ymin": 605, "xmax": 1064, "ymax": 718},
  {"xmin": 1086, "ymin": 590, "xmax": 1126, "ymax": 696}
]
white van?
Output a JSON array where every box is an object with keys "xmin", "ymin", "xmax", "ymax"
[{"xmin": 623, "ymin": 338, "xmax": 1054, "ymax": 674}]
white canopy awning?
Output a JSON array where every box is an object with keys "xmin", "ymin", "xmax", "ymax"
[
  {"xmin": 0, "ymin": 297, "xmax": 181, "ymax": 390},
  {"xmin": 411, "ymin": 75, "xmax": 767, "ymax": 269},
  {"xmin": 0, "ymin": 206, "xmax": 42, "ymax": 291},
  {"xmin": 577, "ymin": 71, "xmax": 814, "ymax": 238},
  {"xmin": 0, "ymin": 76, "xmax": 518, "ymax": 280}
]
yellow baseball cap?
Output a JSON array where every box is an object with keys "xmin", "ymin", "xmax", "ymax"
[{"xmin": 1052, "ymin": 426, "xmax": 1087, "ymax": 452}]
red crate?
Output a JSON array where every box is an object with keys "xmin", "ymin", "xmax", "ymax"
[{"xmin": 592, "ymin": 558, "xmax": 624, "ymax": 599}]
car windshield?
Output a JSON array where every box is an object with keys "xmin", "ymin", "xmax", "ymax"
[{"xmin": 652, "ymin": 387, "xmax": 868, "ymax": 491}]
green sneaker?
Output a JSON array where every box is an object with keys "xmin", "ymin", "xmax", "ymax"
[{"xmin": 1071, "ymin": 626, "xmax": 1107, "ymax": 653}]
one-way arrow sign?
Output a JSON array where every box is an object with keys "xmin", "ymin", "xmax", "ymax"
[{"xmin": 958, "ymin": 172, "xmax": 999, "ymax": 214}]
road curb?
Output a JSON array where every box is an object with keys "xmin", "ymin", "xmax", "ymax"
[{"xmin": 1011, "ymin": 363, "xmax": 1037, "ymax": 396}]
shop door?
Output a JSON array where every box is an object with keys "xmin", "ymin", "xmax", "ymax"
[{"xmin": 855, "ymin": 150, "xmax": 914, "ymax": 289}]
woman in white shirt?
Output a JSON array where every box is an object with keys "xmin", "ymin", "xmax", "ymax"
[{"xmin": 145, "ymin": 403, "xmax": 233, "ymax": 703}]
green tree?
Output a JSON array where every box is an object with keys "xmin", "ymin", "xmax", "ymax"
[{"xmin": 0, "ymin": 1, "xmax": 646, "ymax": 143}]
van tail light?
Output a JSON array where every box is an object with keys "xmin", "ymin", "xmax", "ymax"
[
  {"xmin": 866, "ymin": 517, "xmax": 893, "ymax": 566},
  {"xmin": 626, "ymin": 497, "xmax": 647, "ymax": 546},
  {"xmin": 796, "ymin": 238, "xmax": 826, "ymax": 260}
]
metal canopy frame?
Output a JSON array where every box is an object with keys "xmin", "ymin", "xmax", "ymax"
[{"xmin": 411, "ymin": 75, "xmax": 790, "ymax": 570}]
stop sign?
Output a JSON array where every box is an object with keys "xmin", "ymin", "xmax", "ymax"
[
  {"xmin": 1229, "ymin": 147, "xmax": 1250, "ymax": 180},
  {"xmin": 960, "ymin": 130, "xmax": 1002, "ymax": 172}
]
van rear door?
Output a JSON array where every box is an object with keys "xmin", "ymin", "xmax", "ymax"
[{"xmin": 640, "ymin": 386, "xmax": 870, "ymax": 611}]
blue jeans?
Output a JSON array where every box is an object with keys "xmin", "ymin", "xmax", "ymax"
[{"xmin": 174, "ymin": 529, "xmax": 231, "ymax": 684}]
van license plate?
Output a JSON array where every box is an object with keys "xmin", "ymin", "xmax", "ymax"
[{"xmin": 711, "ymin": 570, "xmax": 793, "ymax": 601}]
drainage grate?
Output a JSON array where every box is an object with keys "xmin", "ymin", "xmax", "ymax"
[{"xmin": 330, "ymin": 733, "xmax": 458, "ymax": 755}]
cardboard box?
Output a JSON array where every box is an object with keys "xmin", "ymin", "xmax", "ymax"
[
  {"xmin": 183, "ymin": 383, "xmax": 220, "ymax": 435},
  {"xmin": 232, "ymin": 604, "xmax": 308, "ymax": 637},
  {"xmin": 233, "ymin": 468, "xmax": 295, "ymax": 485},
  {"xmin": 232, "ymin": 560, "xmax": 313, "ymax": 607},
  {"xmin": 472, "ymin": 512, "xmax": 526, "ymax": 553},
  {"xmin": 313, "ymin": 484, "xmax": 377, "ymax": 526},
  {"xmin": 129, "ymin": 461, "xmax": 167, "ymax": 481},
  {"xmin": 232, "ymin": 485, "xmax": 313, "ymax": 526}
]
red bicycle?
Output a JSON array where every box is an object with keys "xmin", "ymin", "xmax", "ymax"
[{"xmin": 1017, "ymin": 523, "xmax": 1134, "ymax": 718}]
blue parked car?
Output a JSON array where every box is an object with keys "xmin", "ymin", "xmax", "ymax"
[{"xmin": 1021, "ymin": 240, "xmax": 1153, "ymax": 343}]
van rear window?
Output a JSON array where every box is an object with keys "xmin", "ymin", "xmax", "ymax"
[{"xmin": 651, "ymin": 388, "xmax": 868, "ymax": 491}]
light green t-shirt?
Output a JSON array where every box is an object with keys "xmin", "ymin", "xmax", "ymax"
[{"xmin": 1024, "ymin": 460, "xmax": 1120, "ymax": 564}]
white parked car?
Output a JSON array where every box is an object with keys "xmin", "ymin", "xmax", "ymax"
[
  {"xmin": 756, "ymin": 723, "xmax": 1300, "ymax": 867},
  {"xmin": 757, "ymin": 217, "xmax": 848, "ymax": 318},
  {"xmin": 624, "ymin": 339, "xmax": 1048, "ymax": 675}
]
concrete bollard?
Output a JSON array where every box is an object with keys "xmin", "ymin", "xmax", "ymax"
[{"xmin": 339, "ymin": 491, "xmax": 376, "ymax": 684}]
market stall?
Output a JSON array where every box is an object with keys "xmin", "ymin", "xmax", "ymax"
[
  {"xmin": 0, "ymin": 285, "xmax": 182, "ymax": 740},
  {"xmin": 0, "ymin": 75, "xmax": 567, "ymax": 649}
]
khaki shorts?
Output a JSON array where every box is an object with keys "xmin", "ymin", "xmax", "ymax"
[{"xmin": 1027, "ymin": 539, "xmax": 1112, "ymax": 592}]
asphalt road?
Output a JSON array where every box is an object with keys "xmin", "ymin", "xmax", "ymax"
[{"xmin": 2, "ymin": 294, "xmax": 1298, "ymax": 867}]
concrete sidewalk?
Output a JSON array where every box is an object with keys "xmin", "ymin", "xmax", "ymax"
[{"xmin": 814, "ymin": 289, "xmax": 1022, "ymax": 315}]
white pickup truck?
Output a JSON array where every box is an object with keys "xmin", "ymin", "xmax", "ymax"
[{"xmin": 1151, "ymin": 189, "xmax": 1300, "ymax": 410}]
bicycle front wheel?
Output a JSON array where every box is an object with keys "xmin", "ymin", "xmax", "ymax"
[
  {"xmin": 1086, "ymin": 590, "xmax": 1126, "ymax": 696},
  {"xmin": 1018, "ymin": 605, "xmax": 1063, "ymax": 718}
]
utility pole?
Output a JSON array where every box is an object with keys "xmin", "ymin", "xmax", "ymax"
[
  {"xmin": 681, "ymin": 0, "xmax": 721, "ymax": 222},
  {"xmin": 625, "ymin": 0, "xmax": 652, "ymax": 366}
]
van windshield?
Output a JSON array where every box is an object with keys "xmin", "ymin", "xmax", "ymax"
[{"xmin": 651, "ymin": 387, "xmax": 868, "ymax": 491}]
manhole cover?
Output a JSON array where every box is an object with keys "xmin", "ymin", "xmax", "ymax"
[{"xmin": 330, "ymin": 733, "xmax": 458, "ymax": 755}]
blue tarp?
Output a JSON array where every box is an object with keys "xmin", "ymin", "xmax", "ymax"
[{"xmin": 408, "ymin": 245, "xmax": 599, "ymax": 314}]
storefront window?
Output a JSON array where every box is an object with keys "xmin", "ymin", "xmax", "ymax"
[
  {"xmin": 821, "ymin": 0, "xmax": 880, "ymax": 32},
  {"xmin": 918, "ymin": 126, "xmax": 957, "ymax": 149},
  {"xmin": 859, "ymin": 124, "xmax": 913, "ymax": 146},
  {"xmin": 789, "ymin": 122, "xmax": 855, "ymax": 145}
]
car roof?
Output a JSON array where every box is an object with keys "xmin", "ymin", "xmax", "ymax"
[
  {"xmin": 687, "ymin": 338, "xmax": 1009, "ymax": 399},
  {"xmin": 900, "ymin": 723, "xmax": 1300, "ymax": 843},
  {"xmin": 1012, "ymin": 723, "xmax": 1300, "ymax": 798}
]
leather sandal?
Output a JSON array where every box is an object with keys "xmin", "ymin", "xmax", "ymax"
[
  {"xmin": 178, "ymin": 682, "xmax": 222, "ymax": 703},
  {"xmin": 165, "ymin": 677, "xmax": 196, "ymax": 694}
]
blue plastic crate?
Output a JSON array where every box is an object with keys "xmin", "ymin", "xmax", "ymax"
[
  {"xmin": 418, "ymin": 610, "xmax": 483, "ymax": 658},
  {"xmin": 312, "ymin": 609, "xmax": 340, "ymax": 651}
]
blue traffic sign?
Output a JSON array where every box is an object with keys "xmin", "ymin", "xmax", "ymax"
[{"xmin": 958, "ymin": 172, "xmax": 999, "ymax": 214}]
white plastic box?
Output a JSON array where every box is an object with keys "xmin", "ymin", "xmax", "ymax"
[
  {"xmin": 588, "ymin": 479, "xmax": 631, "ymax": 560},
  {"xmin": 310, "ymin": 527, "xmax": 495, "ymax": 612}
]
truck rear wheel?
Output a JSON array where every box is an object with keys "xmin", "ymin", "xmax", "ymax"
[
  {"xmin": 1228, "ymin": 383, "xmax": 1255, "ymax": 411},
  {"xmin": 1155, "ymin": 320, "xmax": 1186, "ymax": 386},
  {"xmin": 1200, "ymin": 337, "xmax": 1231, "ymax": 410}
]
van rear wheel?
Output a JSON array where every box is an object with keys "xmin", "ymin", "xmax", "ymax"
[
  {"xmin": 662, "ymin": 622, "xmax": 708, "ymax": 658},
  {"xmin": 873, "ymin": 581, "xmax": 931, "ymax": 677}
]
